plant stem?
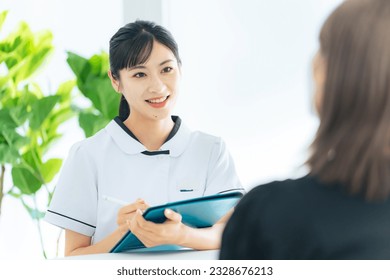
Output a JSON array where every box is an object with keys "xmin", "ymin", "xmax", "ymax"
[
  {"xmin": 56, "ymin": 229, "xmax": 63, "ymax": 257},
  {"xmin": 33, "ymin": 195, "xmax": 47, "ymax": 259},
  {"xmin": 36, "ymin": 218, "xmax": 47, "ymax": 259},
  {"xmin": 0, "ymin": 165, "xmax": 5, "ymax": 216}
]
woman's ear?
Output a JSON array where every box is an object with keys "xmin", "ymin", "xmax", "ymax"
[{"xmin": 108, "ymin": 70, "xmax": 121, "ymax": 93}]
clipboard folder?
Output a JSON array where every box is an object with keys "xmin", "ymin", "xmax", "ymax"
[{"xmin": 110, "ymin": 191, "xmax": 243, "ymax": 253}]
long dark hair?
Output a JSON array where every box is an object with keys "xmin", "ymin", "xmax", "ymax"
[
  {"xmin": 307, "ymin": 0, "xmax": 390, "ymax": 200},
  {"xmin": 109, "ymin": 20, "xmax": 182, "ymax": 120}
]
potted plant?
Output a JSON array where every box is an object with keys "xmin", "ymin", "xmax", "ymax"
[{"xmin": 0, "ymin": 11, "xmax": 74, "ymax": 258}]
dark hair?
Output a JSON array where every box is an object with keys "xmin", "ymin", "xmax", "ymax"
[
  {"xmin": 109, "ymin": 20, "xmax": 182, "ymax": 120},
  {"xmin": 307, "ymin": 0, "xmax": 390, "ymax": 200}
]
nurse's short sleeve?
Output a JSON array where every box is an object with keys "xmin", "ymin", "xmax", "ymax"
[
  {"xmin": 204, "ymin": 138, "xmax": 244, "ymax": 196},
  {"xmin": 44, "ymin": 142, "xmax": 97, "ymax": 236}
]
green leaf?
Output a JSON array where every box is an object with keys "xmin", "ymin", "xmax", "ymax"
[
  {"xmin": 28, "ymin": 208, "xmax": 45, "ymax": 220},
  {"xmin": 81, "ymin": 77, "xmax": 120, "ymax": 118},
  {"xmin": 11, "ymin": 165, "xmax": 42, "ymax": 194},
  {"xmin": 22, "ymin": 149, "xmax": 42, "ymax": 173},
  {"xmin": 38, "ymin": 81, "xmax": 76, "ymax": 136},
  {"xmin": 7, "ymin": 187, "xmax": 22, "ymax": 198},
  {"xmin": 19, "ymin": 85, "xmax": 39, "ymax": 107},
  {"xmin": 0, "ymin": 144, "xmax": 20, "ymax": 164},
  {"xmin": 0, "ymin": 11, "xmax": 8, "ymax": 32},
  {"xmin": 79, "ymin": 112, "xmax": 110, "ymax": 137},
  {"xmin": 1, "ymin": 128, "xmax": 30, "ymax": 149},
  {"xmin": 8, "ymin": 35, "xmax": 25, "ymax": 56},
  {"xmin": 29, "ymin": 95, "xmax": 60, "ymax": 130},
  {"xmin": 41, "ymin": 158, "xmax": 62, "ymax": 183},
  {"xmin": 56, "ymin": 80, "xmax": 75, "ymax": 103},
  {"xmin": 3, "ymin": 23, "xmax": 53, "ymax": 82},
  {"xmin": 89, "ymin": 52, "xmax": 109, "ymax": 76},
  {"xmin": 34, "ymin": 29, "xmax": 53, "ymax": 49},
  {"xmin": 2, "ymin": 23, "xmax": 33, "ymax": 69},
  {"xmin": 48, "ymin": 107, "xmax": 74, "ymax": 130},
  {"xmin": 68, "ymin": 51, "xmax": 120, "ymax": 121},
  {"xmin": 2, "ymin": 95, "xmax": 19, "ymax": 107},
  {"xmin": 11, "ymin": 45, "xmax": 53, "ymax": 84},
  {"xmin": 0, "ymin": 108, "xmax": 18, "ymax": 128},
  {"xmin": 21, "ymin": 200, "xmax": 45, "ymax": 220},
  {"xmin": 9, "ymin": 105, "xmax": 30, "ymax": 125},
  {"xmin": 40, "ymin": 134, "xmax": 62, "ymax": 154},
  {"xmin": 67, "ymin": 52, "xmax": 90, "ymax": 83},
  {"xmin": 0, "ymin": 76, "xmax": 10, "ymax": 93},
  {"xmin": 25, "ymin": 82, "xmax": 44, "ymax": 99}
]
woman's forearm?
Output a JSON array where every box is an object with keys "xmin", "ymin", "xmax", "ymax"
[
  {"xmin": 65, "ymin": 228, "xmax": 125, "ymax": 256},
  {"xmin": 178, "ymin": 210, "xmax": 233, "ymax": 250},
  {"xmin": 179, "ymin": 222, "xmax": 225, "ymax": 250}
]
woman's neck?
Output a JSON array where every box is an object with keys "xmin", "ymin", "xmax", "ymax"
[{"xmin": 123, "ymin": 115, "xmax": 175, "ymax": 151}]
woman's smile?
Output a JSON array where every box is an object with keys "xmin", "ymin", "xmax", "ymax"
[{"xmin": 145, "ymin": 95, "xmax": 170, "ymax": 108}]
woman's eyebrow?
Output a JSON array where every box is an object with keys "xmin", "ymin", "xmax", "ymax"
[
  {"xmin": 127, "ymin": 59, "xmax": 174, "ymax": 71},
  {"xmin": 127, "ymin": 65, "xmax": 146, "ymax": 71},
  {"xmin": 159, "ymin": 59, "xmax": 174, "ymax": 66}
]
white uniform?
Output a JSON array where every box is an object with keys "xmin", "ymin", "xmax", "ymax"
[{"xmin": 44, "ymin": 116, "xmax": 242, "ymax": 244}]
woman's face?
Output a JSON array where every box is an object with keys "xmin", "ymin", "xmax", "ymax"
[
  {"xmin": 110, "ymin": 41, "xmax": 181, "ymax": 122},
  {"xmin": 312, "ymin": 51, "xmax": 326, "ymax": 114}
]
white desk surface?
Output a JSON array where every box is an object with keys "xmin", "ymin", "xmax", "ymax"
[{"xmin": 60, "ymin": 249, "xmax": 219, "ymax": 260}]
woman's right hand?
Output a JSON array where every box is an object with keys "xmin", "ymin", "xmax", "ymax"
[{"xmin": 117, "ymin": 198, "xmax": 149, "ymax": 233}]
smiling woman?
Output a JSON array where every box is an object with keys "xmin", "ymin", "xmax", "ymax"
[
  {"xmin": 44, "ymin": 20, "xmax": 243, "ymax": 256},
  {"xmin": 109, "ymin": 41, "xmax": 180, "ymax": 150}
]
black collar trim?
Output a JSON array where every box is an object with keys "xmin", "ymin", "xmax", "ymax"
[
  {"xmin": 114, "ymin": 116, "xmax": 182, "ymax": 145},
  {"xmin": 165, "ymin": 116, "xmax": 181, "ymax": 142},
  {"xmin": 142, "ymin": 150, "xmax": 170, "ymax": 156},
  {"xmin": 114, "ymin": 117, "xmax": 141, "ymax": 143}
]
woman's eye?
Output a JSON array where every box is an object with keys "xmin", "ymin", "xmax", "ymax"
[
  {"xmin": 134, "ymin": 72, "xmax": 146, "ymax": 78},
  {"xmin": 162, "ymin": 67, "xmax": 173, "ymax": 73}
]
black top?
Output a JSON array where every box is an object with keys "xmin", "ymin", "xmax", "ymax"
[{"xmin": 220, "ymin": 175, "xmax": 390, "ymax": 260}]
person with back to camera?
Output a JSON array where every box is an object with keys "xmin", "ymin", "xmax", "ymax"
[
  {"xmin": 44, "ymin": 20, "xmax": 243, "ymax": 256},
  {"xmin": 220, "ymin": 0, "xmax": 390, "ymax": 260}
]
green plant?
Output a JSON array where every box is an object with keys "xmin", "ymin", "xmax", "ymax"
[
  {"xmin": 0, "ymin": 11, "xmax": 74, "ymax": 258},
  {"xmin": 67, "ymin": 51, "xmax": 120, "ymax": 137}
]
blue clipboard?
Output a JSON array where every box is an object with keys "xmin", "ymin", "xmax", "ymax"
[{"xmin": 110, "ymin": 191, "xmax": 243, "ymax": 253}]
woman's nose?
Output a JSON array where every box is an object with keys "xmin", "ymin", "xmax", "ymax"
[{"xmin": 148, "ymin": 76, "xmax": 167, "ymax": 94}]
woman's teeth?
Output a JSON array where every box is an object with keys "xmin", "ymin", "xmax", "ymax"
[{"xmin": 147, "ymin": 96, "xmax": 168, "ymax": 103}]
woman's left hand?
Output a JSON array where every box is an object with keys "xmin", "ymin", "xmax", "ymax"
[{"xmin": 127, "ymin": 208, "xmax": 186, "ymax": 247}]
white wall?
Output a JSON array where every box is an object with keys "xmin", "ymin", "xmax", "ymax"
[
  {"xmin": 0, "ymin": 0, "xmax": 342, "ymax": 260},
  {"xmin": 163, "ymin": 0, "xmax": 341, "ymax": 187}
]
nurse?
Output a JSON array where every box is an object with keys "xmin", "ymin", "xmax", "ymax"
[{"xmin": 45, "ymin": 20, "xmax": 243, "ymax": 256}]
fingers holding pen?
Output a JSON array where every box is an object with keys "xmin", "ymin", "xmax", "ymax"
[
  {"xmin": 116, "ymin": 199, "xmax": 149, "ymax": 228},
  {"xmin": 118, "ymin": 199, "xmax": 148, "ymax": 215}
]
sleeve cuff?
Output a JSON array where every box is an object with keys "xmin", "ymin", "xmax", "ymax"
[{"xmin": 44, "ymin": 210, "xmax": 96, "ymax": 237}]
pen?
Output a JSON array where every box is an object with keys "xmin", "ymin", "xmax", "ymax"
[{"xmin": 102, "ymin": 195, "xmax": 128, "ymax": 206}]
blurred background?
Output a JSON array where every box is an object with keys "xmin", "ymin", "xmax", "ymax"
[{"xmin": 0, "ymin": 0, "xmax": 342, "ymax": 259}]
